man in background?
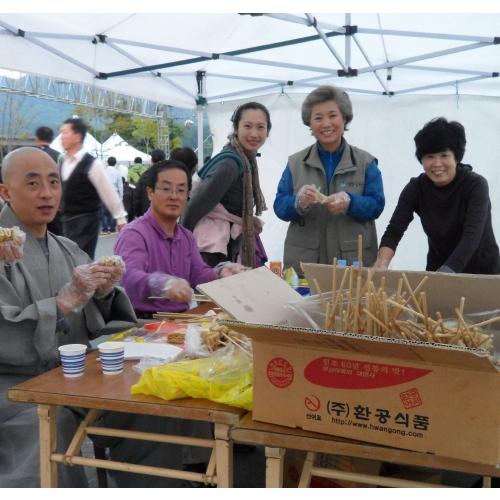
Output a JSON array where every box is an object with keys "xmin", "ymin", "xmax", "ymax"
[
  {"xmin": 133, "ymin": 148, "xmax": 166, "ymax": 218},
  {"xmin": 127, "ymin": 156, "xmax": 146, "ymax": 185},
  {"xmin": 60, "ymin": 118, "xmax": 127, "ymax": 259},
  {"xmin": 101, "ymin": 156, "xmax": 123, "ymax": 234},
  {"xmin": 35, "ymin": 126, "xmax": 63, "ymax": 164},
  {"xmin": 35, "ymin": 126, "xmax": 64, "ymax": 235}
]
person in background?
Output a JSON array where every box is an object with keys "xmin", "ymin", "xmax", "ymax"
[
  {"xmin": 0, "ymin": 147, "xmax": 136, "ymax": 487},
  {"xmin": 170, "ymin": 146, "xmax": 198, "ymax": 175},
  {"xmin": 122, "ymin": 179, "xmax": 135, "ymax": 223},
  {"xmin": 59, "ymin": 118, "xmax": 127, "ymax": 259},
  {"xmin": 273, "ymin": 85, "xmax": 385, "ymax": 276},
  {"xmin": 127, "ymin": 156, "xmax": 146, "ymax": 185},
  {"xmin": 101, "ymin": 156, "xmax": 124, "ymax": 234},
  {"xmin": 378, "ymin": 117, "xmax": 500, "ymax": 274},
  {"xmin": 35, "ymin": 126, "xmax": 63, "ymax": 164},
  {"xmin": 35, "ymin": 126, "xmax": 64, "ymax": 235},
  {"xmin": 181, "ymin": 102, "xmax": 271, "ymax": 269},
  {"xmin": 115, "ymin": 162, "xmax": 129, "ymax": 182},
  {"xmin": 133, "ymin": 148, "xmax": 166, "ymax": 218}
]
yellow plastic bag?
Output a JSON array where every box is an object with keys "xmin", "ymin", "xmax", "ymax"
[{"xmin": 131, "ymin": 344, "xmax": 253, "ymax": 410}]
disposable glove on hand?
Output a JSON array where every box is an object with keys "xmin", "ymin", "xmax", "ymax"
[
  {"xmin": 93, "ymin": 255, "xmax": 126, "ymax": 297},
  {"xmin": 296, "ymin": 184, "xmax": 320, "ymax": 209},
  {"xmin": 162, "ymin": 276, "xmax": 194, "ymax": 303},
  {"xmin": 218, "ymin": 262, "xmax": 248, "ymax": 278},
  {"xmin": 56, "ymin": 264, "xmax": 108, "ymax": 313},
  {"xmin": 0, "ymin": 226, "xmax": 26, "ymax": 264},
  {"xmin": 322, "ymin": 191, "xmax": 351, "ymax": 215}
]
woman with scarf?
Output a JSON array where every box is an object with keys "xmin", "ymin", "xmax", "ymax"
[{"xmin": 181, "ymin": 102, "xmax": 270, "ymax": 269}]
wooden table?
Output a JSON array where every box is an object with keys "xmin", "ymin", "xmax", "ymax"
[
  {"xmin": 8, "ymin": 352, "xmax": 247, "ymax": 488},
  {"xmin": 231, "ymin": 412, "xmax": 500, "ymax": 488}
]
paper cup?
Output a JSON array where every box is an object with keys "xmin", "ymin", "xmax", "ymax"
[
  {"xmin": 58, "ymin": 344, "xmax": 87, "ymax": 378},
  {"xmin": 98, "ymin": 342, "xmax": 125, "ymax": 375}
]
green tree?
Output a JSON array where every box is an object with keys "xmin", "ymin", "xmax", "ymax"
[
  {"xmin": 0, "ymin": 93, "xmax": 39, "ymax": 162},
  {"xmin": 168, "ymin": 119, "xmax": 187, "ymax": 151},
  {"xmin": 131, "ymin": 116, "xmax": 157, "ymax": 154}
]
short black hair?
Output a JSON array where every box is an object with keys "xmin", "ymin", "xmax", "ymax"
[
  {"xmin": 169, "ymin": 147, "xmax": 198, "ymax": 173},
  {"xmin": 151, "ymin": 148, "xmax": 166, "ymax": 163},
  {"xmin": 35, "ymin": 126, "xmax": 54, "ymax": 143},
  {"xmin": 147, "ymin": 159, "xmax": 192, "ymax": 192},
  {"xmin": 63, "ymin": 118, "xmax": 87, "ymax": 141},
  {"xmin": 134, "ymin": 157, "xmax": 143, "ymax": 164},
  {"xmin": 231, "ymin": 102, "xmax": 272, "ymax": 136},
  {"xmin": 107, "ymin": 156, "xmax": 117, "ymax": 166},
  {"xmin": 414, "ymin": 117, "xmax": 466, "ymax": 163}
]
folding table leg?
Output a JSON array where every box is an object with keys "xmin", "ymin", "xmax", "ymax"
[
  {"xmin": 214, "ymin": 423, "xmax": 233, "ymax": 487},
  {"xmin": 38, "ymin": 404, "xmax": 58, "ymax": 487},
  {"xmin": 265, "ymin": 447, "xmax": 285, "ymax": 487},
  {"xmin": 298, "ymin": 451, "xmax": 316, "ymax": 488}
]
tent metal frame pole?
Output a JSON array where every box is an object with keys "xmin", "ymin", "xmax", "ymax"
[
  {"xmin": 0, "ymin": 21, "xmax": 99, "ymax": 77},
  {"xmin": 357, "ymin": 42, "xmax": 489, "ymax": 74},
  {"xmin": 400, "ymin": 65, "xmax": 497, "ymax": 77},
  {"xmin": 352, "ymin": 33, "xmax": 389, "ymax": 94},
  {"xmin": 106, "ymin": 41, "xmax": 197, "ymax": 99},
  {"xmin": 204, "ymin": 73, "xmax": 288, "ymax": 84},
  {"xmin": 264, "ymin": 13, "xmax": 497, "ymax": 44},
  {"xmin": 394, "ymin": 75, "xmax": 492, "ymax": 95},
  {"xmin": 345, "ymin": 13, "xmax": 351, "ymax": 69},
  {"xmin": 305, "ymin": 13, "xmax": 348, "ymax": 72}
]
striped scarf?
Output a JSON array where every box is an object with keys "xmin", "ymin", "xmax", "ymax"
[{"xmin": 229, "ymin": 135, "xmax": 267, "ymax": 267}]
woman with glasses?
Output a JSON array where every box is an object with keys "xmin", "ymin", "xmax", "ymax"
[{"xmin": 181, "ymin": 102, "xmax": 271, "ymax": 269}]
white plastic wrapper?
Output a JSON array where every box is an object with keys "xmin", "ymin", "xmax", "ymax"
[{"xmin": 0, "ymin": 226, "xmax": 26, "ymax": 265}]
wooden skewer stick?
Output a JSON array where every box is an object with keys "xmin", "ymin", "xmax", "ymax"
[
  {"xmin": 402, "ymin": 273, "xmax": 423, "ymax": 315},
  {"xmin": 332, "ymin": 258, "xmax": 338, "ymax": 330},
  {"xmin": 313, "ymin": 278, "xmax": 327, "ymax": 312},
  {"xmin": 357, "ymin": 235, "xmax": 363, "ymax": 278}
]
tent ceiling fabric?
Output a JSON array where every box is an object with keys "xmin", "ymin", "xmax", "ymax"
[{"xmin": 0, "ymin": 13, "xmax": 498, "ymax": 109}]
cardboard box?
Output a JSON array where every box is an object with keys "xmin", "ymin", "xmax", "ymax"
[{"xmin": 198, "ymin": 266, "xmax": 500, "ymax": 466}]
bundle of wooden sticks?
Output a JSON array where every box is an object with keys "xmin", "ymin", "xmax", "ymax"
[{"xmin": 311, "ymin": 256, "xmax": 499, "ymax": 351}]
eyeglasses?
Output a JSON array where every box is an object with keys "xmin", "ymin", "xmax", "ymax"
[{"xmin": 153, "ymin": 186, "xmax": 188, "ymax": 197}]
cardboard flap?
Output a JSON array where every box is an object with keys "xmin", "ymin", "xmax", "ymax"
[
  {"xmin": 226, "ymin": 322, "xmax": 498, "ymax": 373},
  {"xmin": 197, "ymin": 267, "xmax": 302, "ymax": 325}
]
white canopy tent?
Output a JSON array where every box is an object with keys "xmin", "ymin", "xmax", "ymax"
[
  {"xmin": 1, "ymin": 13, "xmax": 499, "ymax": 271},
  {"xmin": 50, "ymin": 131, "xmax": 102, "ymax": 158},
  {"xmin": 101, "ymin": 132, "xmax": 150, "ymax": 163}
]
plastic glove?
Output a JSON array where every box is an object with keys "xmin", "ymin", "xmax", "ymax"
[
  {"xmin": 162, "ymin": 276, "xmax": 194, "ymax": 303},
  {"xmin": 436, "ymin": 264, "xmax": 455, "ymax": 274},
  {"xmin": 0, "ymin": 226, "xmax": 26, "ymax": 264},
  {"xmin": 296, "ymin": 184, "xmax": 320, "ymax": 209},
  {"xmin": 218, "ymin": 263, "xmax": 248, "ymax": 278},
  {"xmin": 56, "ymin": 264, "xmax": 108, "ymax": 313},
  {"xmin": 322, "ymin": 191, "xmax": 350, "ymax": 215},
  {"xmin": 93, "ymin": 255, "xmax": 126, "ymax": 297},
  {"xmin": 378, "ymin": 259, "xmax": 392, "ymax": 271}
]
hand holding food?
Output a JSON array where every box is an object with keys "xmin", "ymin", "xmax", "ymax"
[
  {"xmin": 0, "ymin": 226, "xmax": 26, "ymax": 263},
  {"xmin": 296, "ymin": 184, "xmax": 320, "ymax": 209},
  {"xmin": 322, "ymin": 191, "xmax": 350, "ymax": 215},
  {"xmin": 56, "ymin": 264, "xmax": 107, "ymax": 314},
  {"xmin": 94, "ymin": 255, "xmax": 126, "ymax": 296}
]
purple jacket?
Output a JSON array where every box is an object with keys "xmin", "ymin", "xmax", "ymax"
[{"xmin": 114, "ymin": 209, "xmax": 217, "ymax": 312}]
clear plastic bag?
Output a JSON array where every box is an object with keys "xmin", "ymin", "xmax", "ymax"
[{"xmin": 130, "ymin": 342, "xmax": 253, "ymax": 410}]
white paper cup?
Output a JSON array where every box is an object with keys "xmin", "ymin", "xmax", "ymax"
[
  {"xmin": 58, "ymin": 344, "xmax": 87, "ymax": 378},
  {"xmin": 98, "ymin": 342, "xmax": 125, "ymax": 375}
]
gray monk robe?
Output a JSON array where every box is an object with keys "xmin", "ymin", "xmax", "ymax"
[{"xmin": 0, "ymin": 204, "xmax": 137, "ymax": 487}]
